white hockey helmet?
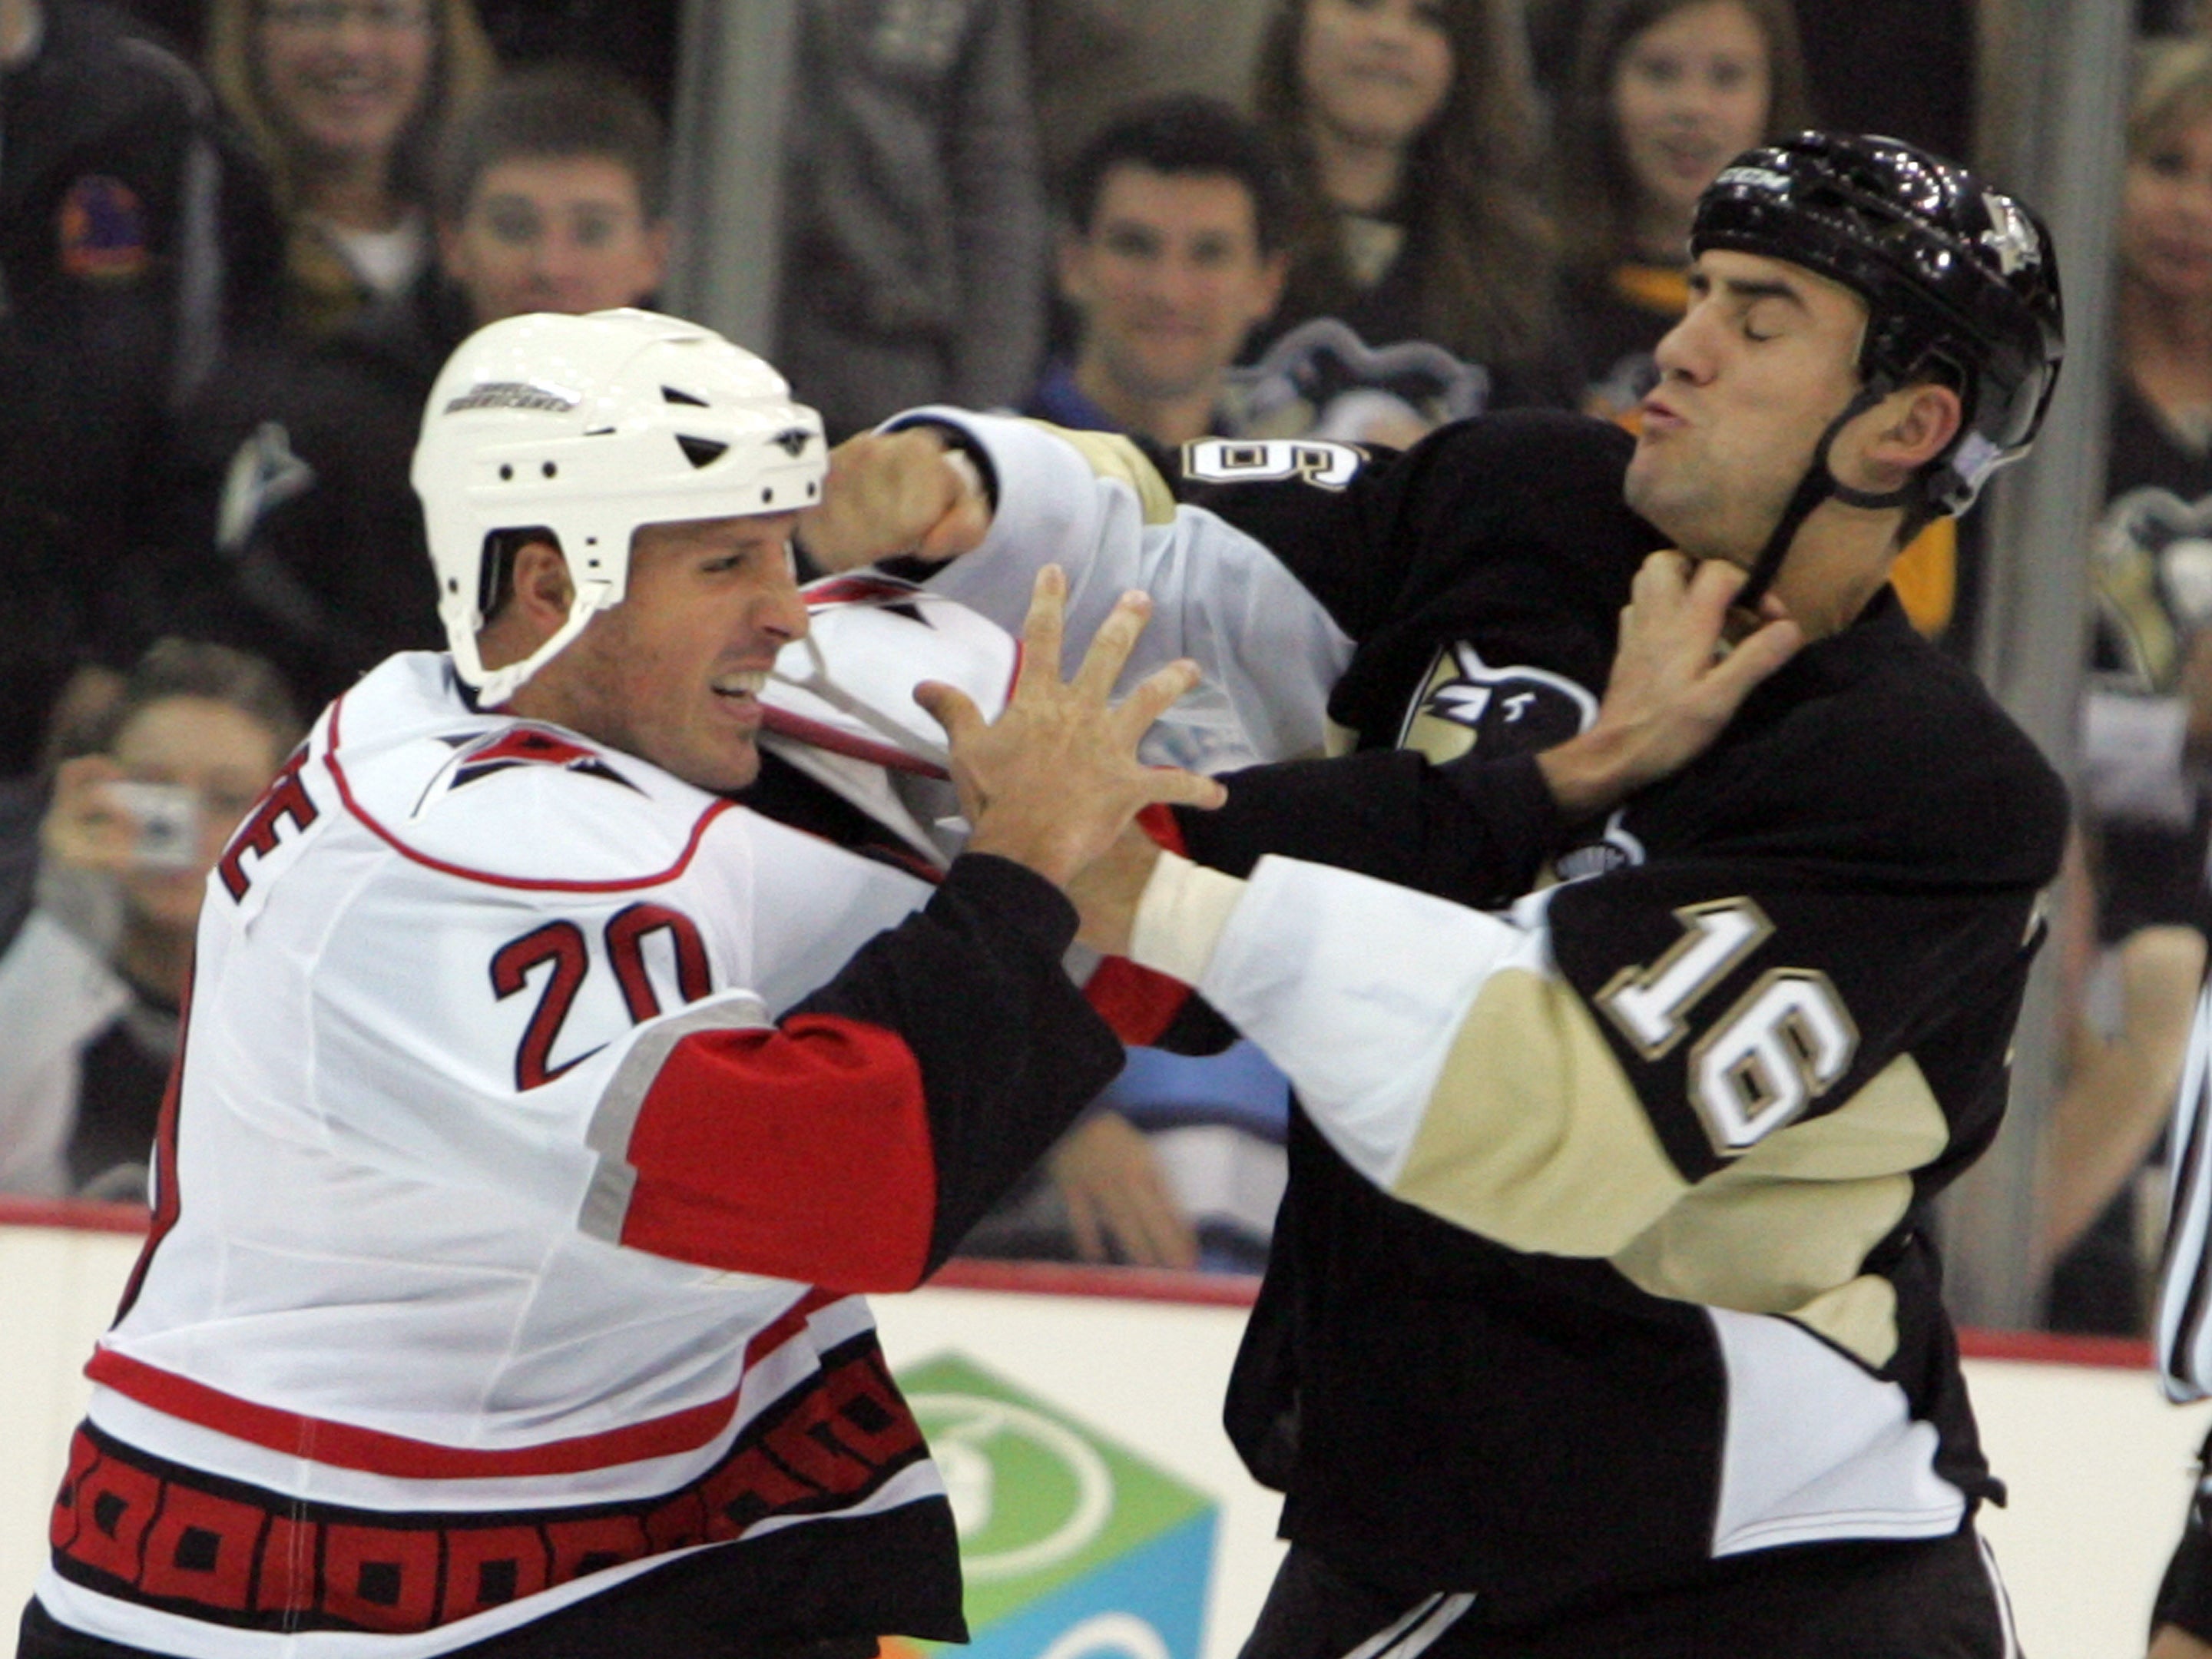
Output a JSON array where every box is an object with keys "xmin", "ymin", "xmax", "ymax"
[{"xmin": 412, "ymin": 307, "xmax": 826, "ymax": 705}]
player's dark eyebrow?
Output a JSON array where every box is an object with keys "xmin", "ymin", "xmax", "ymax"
[{"xmin": 1710, "ymin": 273, "xmax": 1810, "ymax": 310}]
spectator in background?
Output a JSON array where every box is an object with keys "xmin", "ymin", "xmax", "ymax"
[
  {"xmin": 998, "ymin": 93, "xmax": 1298, "ymax": 1270},
  {"xmin": 0, "ymin": 639, "xmax": 300, "ymax": 1202},
  {"xmin": 205, "ymin": 0, "xmax": 495, "ymax": 339},
  {"xmin": 1548, "ymin": 0, "xmax": 1806, "ymax": 426},
  {"xmin": 0, "ymin": 0, "xmax": 283, "ymax": 947},
  {"xmin": 1240, "ymin": 0, "xmax": 1569, "ymax": 445},
  {"xmin": 2046, "ymin": 36, "xmax": 2212, "ymax": 1337},
  {"xmin": 1541, "ymin": 0, "xmax": 1961, "ymax": 644},
  {"xmin": 206, "ymin": 61, "xmax": 668, "ymax": 713},
  {"xmin": 1028, "ymin": 95, "xmax": 1290, "ymax": 450},
  {"xmin": 778, "ymin": 0, "xmax": 1048, "ymax": 440}
]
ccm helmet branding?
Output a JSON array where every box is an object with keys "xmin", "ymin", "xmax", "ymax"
[{"xmin": 413, "ymin": 308, "xmax": 828, "ymax": 705}]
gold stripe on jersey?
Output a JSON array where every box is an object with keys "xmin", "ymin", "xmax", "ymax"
[
  {"xmin": 1605, "ymin": 1053, "xmax": 1949, "ymax": 1366},
  {"xmin": 1392, "ymin": 970, "xmax": 1689, "ymax": 1256},
  {"xmin": 1026, "ymin": 422, "xmax": 1179, "ymax": 526}
]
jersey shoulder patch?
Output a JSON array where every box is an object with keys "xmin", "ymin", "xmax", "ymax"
[{"xmin": 325, "ymin": 655, "xmax": 723, "ymax": 890}]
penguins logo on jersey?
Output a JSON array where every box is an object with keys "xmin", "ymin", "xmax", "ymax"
[
  {"xmin": 2094, "ymin": 485, "xmax": 2212, "ymax": 693},
  {"xmin": 1396, "ymin": 641, "xmax": 1596, "ymax": 764}
]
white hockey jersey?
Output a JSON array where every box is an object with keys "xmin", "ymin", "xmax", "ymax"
[{"xmin": 39, "ymin": 651, "xmax": 1129, "ymax": 1655}]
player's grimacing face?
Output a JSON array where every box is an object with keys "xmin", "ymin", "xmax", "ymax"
[
  {"xmin": 1625, "ymin": 247, "xmax": 1868, "ymax": 564},
  {"xmin": 558, "ymin": 512, "xmax": 808, "ymax": 794}
]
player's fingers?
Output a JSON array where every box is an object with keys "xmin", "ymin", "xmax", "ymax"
[
  {"xmin": 1705, "ymin": 618, "xmax": 1803, "ymax": 704},
  {"xmin": 1012, "ymin": 566, "xmax": 1069, "ymax": 695},
  {"xmin": 1683, "ymin": 554, "xmax": 1751, "ymax": 622},
  {"xmin": 916, "ymin": 489, "xmax": 993, "ymax": 563},
  {"xmin": 1071, "ymin": 590, "xmax": 1154, "ymax": 702},
  {"xmin": 912, "ymin": 680, "xmax": 985, "ymax": 747},
  {"xmin": 1628, "ymin": 548, "xmax": 1697, "ymax": 607},
  {"xmin": 1111, "ymin": 657, "xmax": 1204, "ymax": 739},
  {"xmin": 1134, "ymin": 767, "xmax": 1228, "ymax": 813}
]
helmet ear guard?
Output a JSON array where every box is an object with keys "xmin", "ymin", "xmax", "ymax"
[{"xmin": 412, "ymin": 308, "xmax": 828, "ymax": 706}]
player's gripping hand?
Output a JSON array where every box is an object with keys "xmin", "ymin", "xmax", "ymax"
[
  {"xmin": 917, "ymin": 565, "xmax": 1227, "ymax": 889},
  {"xmin": 1537, "ymin": 551, "xmax": 1803, "ymax": 818},
  {"xmin": 796, "ymin": 427, "xmax": 992, "ymax": 572}
]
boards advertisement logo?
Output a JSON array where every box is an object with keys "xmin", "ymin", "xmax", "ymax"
[{"xmin": 885, "ymin": 1354, "xmax": 1218, "ymax": 1659}]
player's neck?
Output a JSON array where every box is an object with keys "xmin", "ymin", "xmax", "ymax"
[
  {"xmin": 1760, "ymin": 506, "xmax": 1909, "ymax": 641},
  {"xmin": 1074, "ymin": 355, "xmax": 1219, "ymax": 450}
]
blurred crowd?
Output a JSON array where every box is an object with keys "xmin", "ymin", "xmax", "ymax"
[{"xmin": 2, "ymin": 0, "xmax": 2209, "ymax": 1321}]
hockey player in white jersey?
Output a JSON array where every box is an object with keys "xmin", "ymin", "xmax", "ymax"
[{"xmin": 18, "ymin": 310, "xmax": 1227, "ymax": 1659}]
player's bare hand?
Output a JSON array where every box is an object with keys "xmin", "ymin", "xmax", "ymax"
[
  {"xmin": 1049, "ymin": 1110, "xmax": 1199, "ymax": 1269},
  {"xmin": 918, "ymin": 566, "xmax": 1227, "ymax": 888},
  {"xmin": 796, "ymin": 428, "xmax": 992, "ymax": 572},
  {"xmin": 1068, "ymin": 822, "xmax": 1164, "ymax": 956},
  {"xmin": 1538, "ymin": 551, "xmax": 1802, "ymax": 817},
  {"xmin": 41, "ymin": 755, "xmax": 137, "ymax": 876}
]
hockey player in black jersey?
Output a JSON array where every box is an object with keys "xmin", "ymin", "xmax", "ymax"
[{"xmin": 807, "ymin": 132, "xmax": 2068, "ymax": 1658}]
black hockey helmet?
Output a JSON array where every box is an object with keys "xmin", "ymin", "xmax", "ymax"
[{"xmin": 1692, "ymin": 131, "xmax": 2065, "ymax": 521}]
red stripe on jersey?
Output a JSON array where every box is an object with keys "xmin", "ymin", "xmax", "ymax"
[
  {"xmin": 322, "ymin": 694, "xmax": 736, "ymax": 893},
  {"xmin": 760, "ymin": 707, "xmax": 949, "ymax": 777},
  {"xmin": 1083, "ymin": 957, "xmax": 1191, "ymax": 1046},
  {"xmin": 1135, "ymin": 802, "xmax": 1188, "ymax": 858},
  {"xmin": 619, "ymin": 1016, "xmax": 937, "ymax": 1293},
  {"xmin": 114, "ymin": 971, "xmax": 193, "ymax": 1323},
  {"xmin": 81, "ymin": 1297, "xmax": 851, "ymax": 1478}
]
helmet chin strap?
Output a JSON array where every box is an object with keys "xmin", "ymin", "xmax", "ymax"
[{"xmin": 1731, "ymin": 379, "xmax": 1915, "ymax": 614}]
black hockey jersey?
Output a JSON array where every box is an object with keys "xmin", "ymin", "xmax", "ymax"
[{"xmin": 919, "ymin": 409, "xmax": 2070, "ymax": 1621}]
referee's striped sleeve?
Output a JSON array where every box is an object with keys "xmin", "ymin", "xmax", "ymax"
[{"xmin": 2157, "ymin": 977, "xmax": 2212, "ymax": 1401}]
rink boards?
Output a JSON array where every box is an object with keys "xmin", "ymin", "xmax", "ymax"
[{"xmin": 0, "ymin": 1205, "xmax": 2200, "ymax": 1659}]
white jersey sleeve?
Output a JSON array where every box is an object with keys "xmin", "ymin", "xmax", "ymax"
[{"xmin": 896, "ymin": 409, "xmax": 1356, "ymax": 770}]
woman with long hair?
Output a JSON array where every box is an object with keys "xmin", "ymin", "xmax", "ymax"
[
  {"xmin": 1548, "ymin": 0, "xmax": 1809, "ymax": 423},
  {"xmin": 204, "ymin": 0, "xmax": 495, "ymax": 338},
  {"xmin": 1237, "ymin": 0, "xmax": 1568, "ymax": 439}
]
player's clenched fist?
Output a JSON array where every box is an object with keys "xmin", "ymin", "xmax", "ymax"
[
  {"xmin": 918, "ymin": 565, "xmax": 1226, "ymax": 888},
  {"xmin": 797, "ymin": 427, "xmax": 992, "ymax": 571}
]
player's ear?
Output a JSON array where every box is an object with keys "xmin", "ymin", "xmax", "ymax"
[
  {"xmin": 508, "ymin": 538, "xmax": 575, "ymax": 633},
  {"xmin": 1881, "ymin": 383, "xmax": 1963, "ymax": 472}
]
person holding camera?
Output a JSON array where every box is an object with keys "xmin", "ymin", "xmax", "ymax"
[{"xmin": 0, "ymin": 640, "xmax": 300, "ymax": 1200}]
